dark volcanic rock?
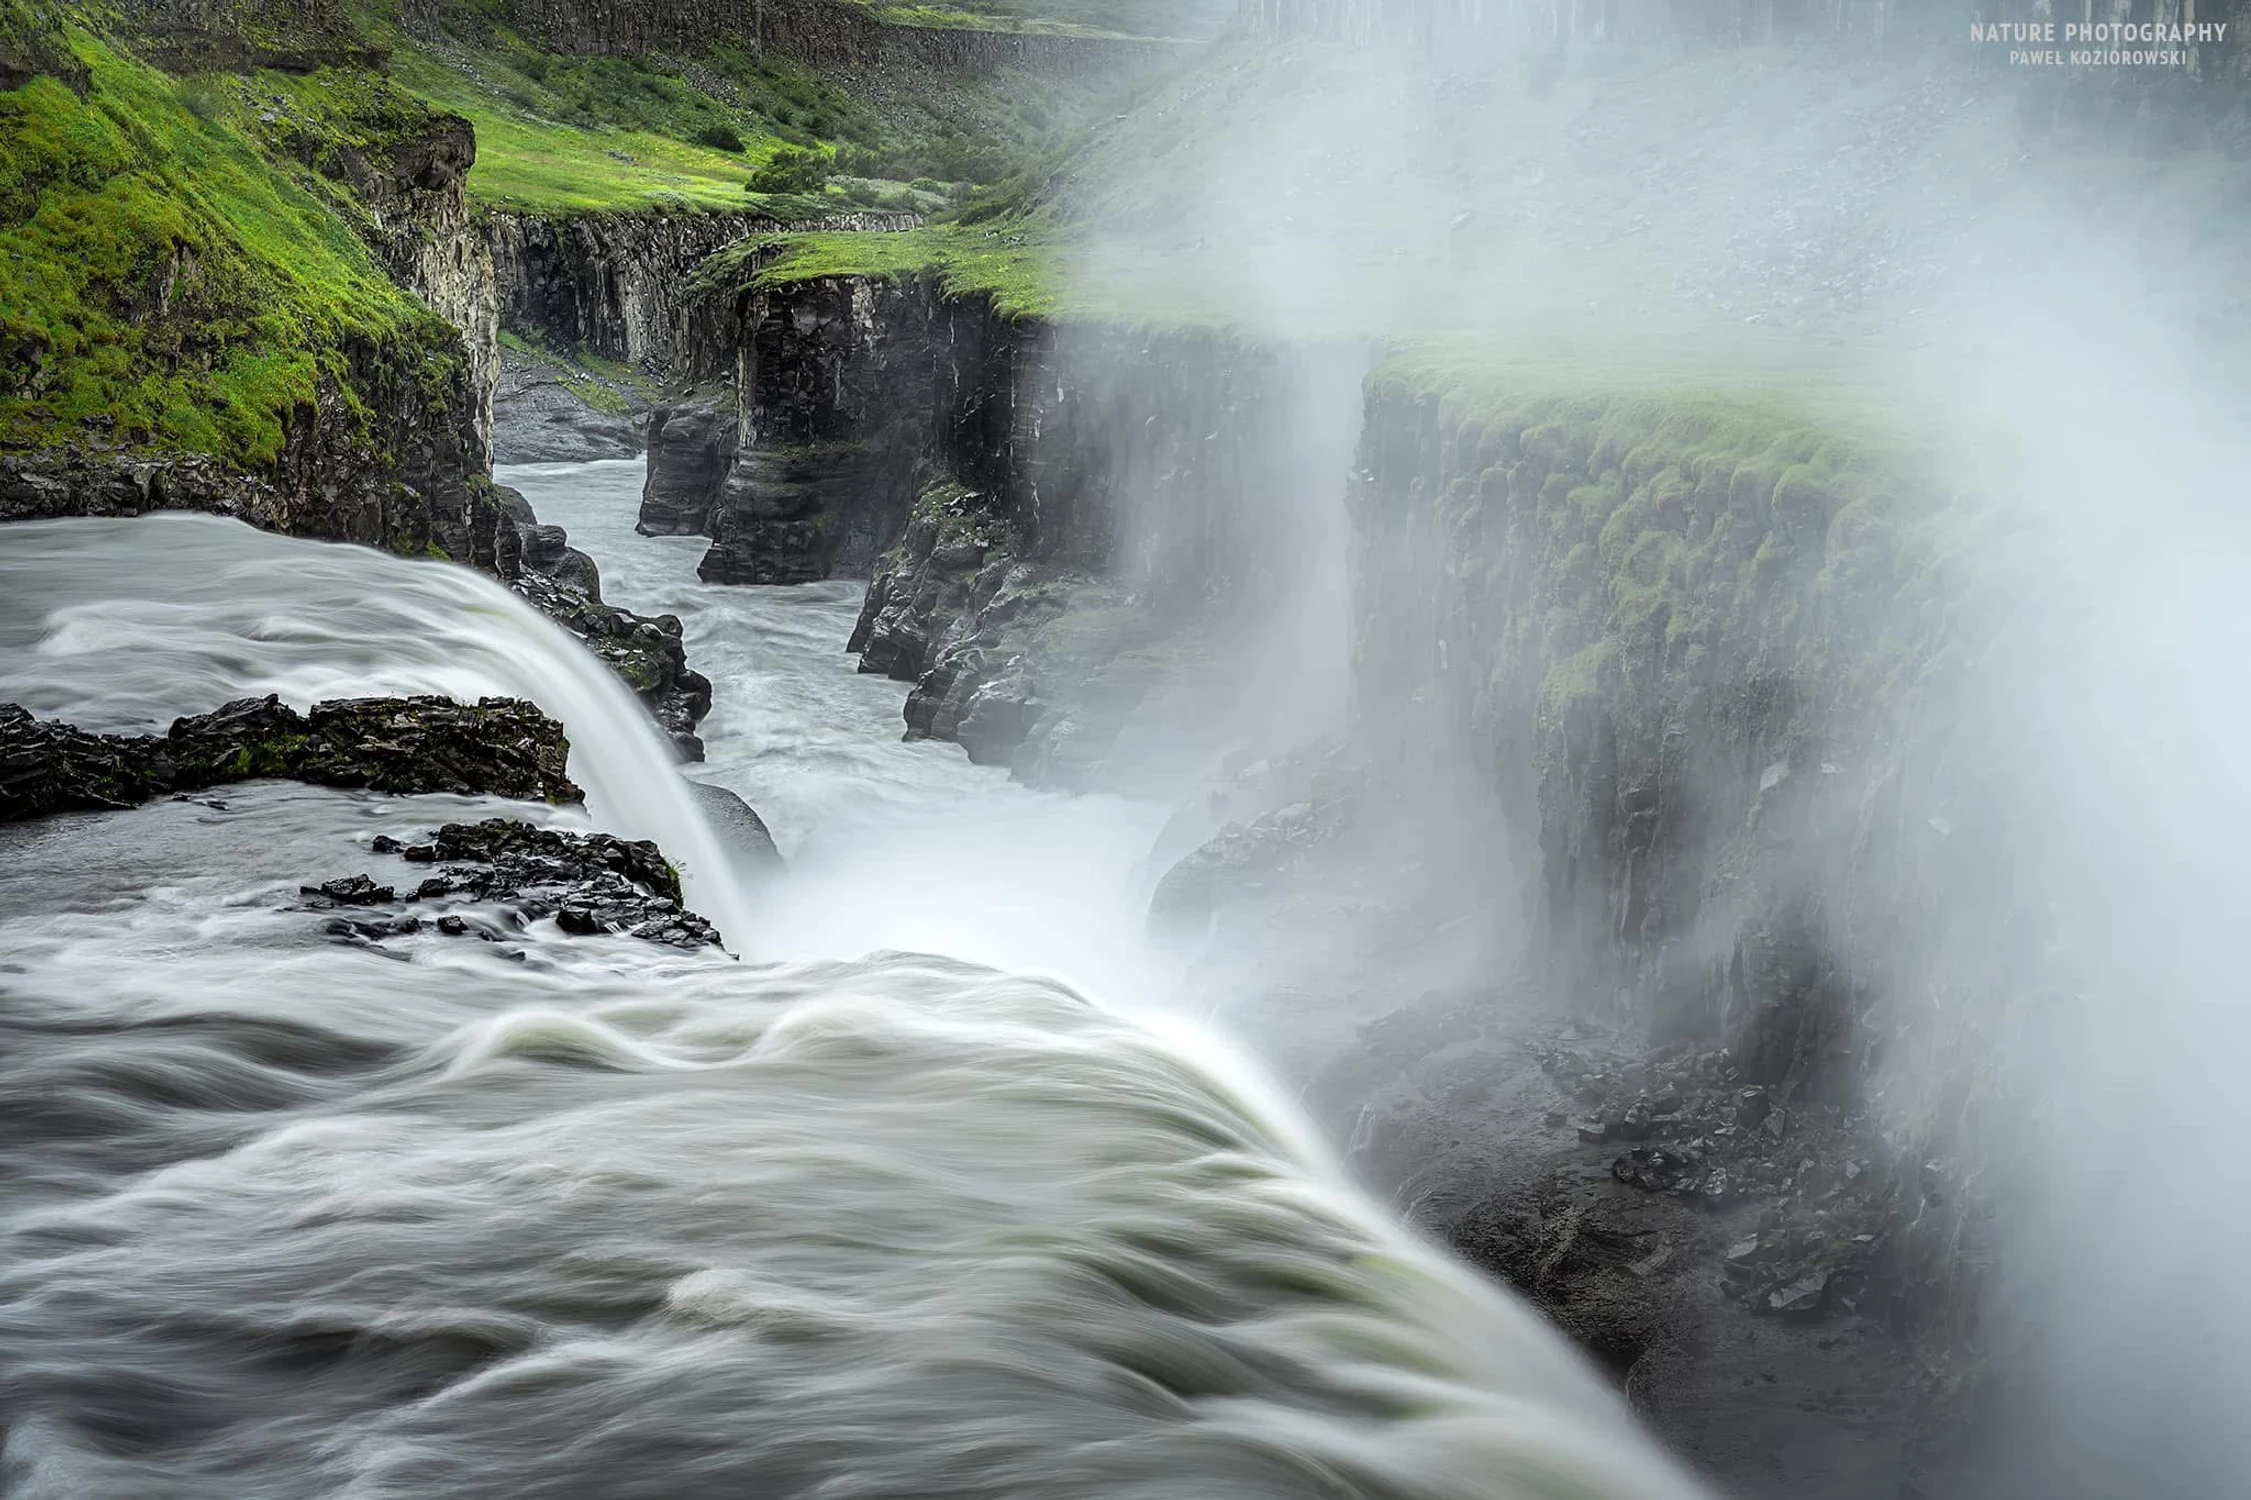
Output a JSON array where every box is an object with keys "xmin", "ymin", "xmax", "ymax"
[
  {"xmin": 1451, "ymin": 1178, "xmax": 1692, "ymax": 1379},
  {"xmin": 0, "ymin": 694, "xmax": 580, "ymax": 821},
  {"xmin": 517, "ymin": 521, "xmax": 603, "ymax": 599},
  {"xmin": 512, "ymin": 569, "xmax": 712, "ymax": 760},
  {"xmin": 0, "ymin": 444, "xmax": 520, "ymax": 579},
  {"xmin": 489, "ymin": 482, "xmax": 712, "ymax": 759},
  {"xmin": 638, "ymin": 396, "xmax": 737, "ymax": 537},
  {"xmin": 318, "ymin": 816, "xmax": 720, "ymax": 949},
  {"xmin": 302, "ymin": 873, "xmax": 396, "ymax": 906}
]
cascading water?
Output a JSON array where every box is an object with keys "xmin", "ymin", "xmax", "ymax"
[
  {"xmin": 0, "ymin": 512, "xmax": 752, "ymax": 946},
  {"xmin": 0, "ymin": 478, "xmax": 1712, "ymax": 1499}
]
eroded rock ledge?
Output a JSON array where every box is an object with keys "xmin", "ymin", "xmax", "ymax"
[
  {"xmin": 647, "ymin": 262, "xmax": 1362, "ymax": 785},
  {"xmin": 0, "ymin": 694, "xmax": 579, "ymax": 822},
  {"xmin": 305, "ymin": 817, "xmax": 721, "ymax": 950}
]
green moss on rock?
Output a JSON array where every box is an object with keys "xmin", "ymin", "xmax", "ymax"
[{"xmin": 0, "ymin": 11, "xmax": 455, "ymax": 467}]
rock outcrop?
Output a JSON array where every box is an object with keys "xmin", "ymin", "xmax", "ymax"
[
  {"xmin": 307, "ymin": 817, "xmax": 722, "ymax": 950},
  {"xmin": 654, "ymin": 258, "xmax": 1362, "ymax": 783},
  {"xmin": 1, "ymin": 694, "xmax": 580, "ymax": 821},
  {"xmin": 683, "ymin": 777, "xmax": 785, "ymax": 875},
  {"xmin": 637, "ymin": 395, "xmax": 738, "ymax": 535},
  {"xmin": 508, "ymin": 549, "xmax": 714, "ymax": 761},
  {"xmin": 267, "ymin": 103, "xmax": 501, "ymax": 462}
]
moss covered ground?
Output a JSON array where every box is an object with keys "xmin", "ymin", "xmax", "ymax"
[
  {"xmin": 381, "ymin": 14, "xmax": 1091, "ymax": 217},
  {"xmin": 1360, "ymin": 357, "xmax": 1994, "ymax": 729},
  {"xmin": 702, "ymin": 222, "xmax": 1059, "ymax": 318},
  {"xmin": 0, "ymin": 3, "xmax": 453, "ymax": 465}
]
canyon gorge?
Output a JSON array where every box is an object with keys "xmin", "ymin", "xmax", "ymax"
[{"xmin": 4, "ymin": 0, "xmax": 2250, "ymax": 1496}]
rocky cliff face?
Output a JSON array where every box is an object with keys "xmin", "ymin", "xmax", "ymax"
[
  {"xmin": 487, "ymin": 212, "xmax": 779, "ymax": 375},
  {"xmin": 482, "ymin": 212, "xmax": 919, "ymax": 461},
  {"xmin": 650, "ymin": 264, "xmax": 1025, "ymax": 583},
  {"xmin": 650, "ymin": 262, "xmax": 1358, "ymax": 784},
  {"xmin": 271, "ymin": 106, "xmax": 501, "ymax": 465},
  {"xmin": 1344, "ymin": 382, "xmax": 1992, "ymax": 1097}
]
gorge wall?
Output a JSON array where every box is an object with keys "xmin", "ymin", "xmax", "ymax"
[
  {"xmin": 486, "ymin": 213, "xmax": 912, "ymax": 373},
  {"xmin": 1344, "ymin": 380, "xmax": 1999, "ymax": 1094},
  {"xmin": 643, "ymin": 256, "xmax": 1360, "ymax": 785},
  {"xmin": 481, "ymin": 212, "xmax": 922, "ymax": 462}
]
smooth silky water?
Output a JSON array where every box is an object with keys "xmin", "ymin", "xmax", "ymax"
[{"xmin": 0, "ymin": 466, "xmax": 1711, "ymax": 1499}]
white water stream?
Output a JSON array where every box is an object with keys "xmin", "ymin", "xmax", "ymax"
[{"xmin": 0, "ymin": 466, "xmax": 1710, "ymax": 1499}]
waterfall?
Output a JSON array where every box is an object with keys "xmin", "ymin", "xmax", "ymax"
[
  {"xmin": 0, "ymin": 513, "xmax": 753, "ymax": 945},
  {"xmin": 0, "ymin": 507, "xmax": 1712, "ymax": 1500}
]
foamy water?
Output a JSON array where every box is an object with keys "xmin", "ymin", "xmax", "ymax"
[{"xmin": 0, "ymin": 489, "xmax": 1710, "ymax": 1499}]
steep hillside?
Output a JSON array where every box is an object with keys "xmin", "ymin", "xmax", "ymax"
[
  {"xmin": 0, "ymin": 0, "xmax": 507, "ymax": 560},
  {"xmin": 0, "ymin": 0, "xmax": 1152, "ymax": 519}
]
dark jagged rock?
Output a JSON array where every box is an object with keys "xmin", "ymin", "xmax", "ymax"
[
  {"xmin": 301, "ymin": 873, "xmax": 396, "ymax": 906},
  {"xmin": 638, "ymin": 396, "xmax": 736, "ymax": 536},
  {"xmin": 516, "ymin": 519, "xmax": 604, "ymax": 600},
  {"xmin": 0, "ymin": 443, "xmax": 520, "ymax": 581},
  {"xmin": 316, "ymin": 816, "xmax": 720, "ymax": 949},
  {"xmin": 511, "ymin": 569, "xmax": 712, "ymax": 761},
  {"xmin": 1450, "ymin": 1176, "xmax": 1692, "ymax": 1381},
  {"xmin": 486, "ymin": 481, "xmax": 714, "ymax": 761},
  {"xmin": 0, "ymin": 694, "xmax": 580, "ymax": 822}
]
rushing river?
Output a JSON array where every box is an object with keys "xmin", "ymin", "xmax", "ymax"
[{"xmin": 0, "ymin": 466, "xmax": 1708, "ymax": 1499}]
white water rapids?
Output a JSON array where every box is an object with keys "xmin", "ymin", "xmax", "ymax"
[{"xmin": 0, "ymin": 464, "xmax": 1710, "ymax": 1499}]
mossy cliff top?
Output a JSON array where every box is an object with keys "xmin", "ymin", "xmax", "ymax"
[
  {"xmin": 0, "ymin": 4, "xmax": 460, "ymax": 468},
  {"xmin": 0, "ymin": 0, "xmax": 1114, "ymax": 478},
  {"xmin": 1355, "ymin": 355, "xmax": 2008, "ymax": 752},
  {"xmin": 692, "ymin": 222, "xmax": 1058, "ymax": 319}
]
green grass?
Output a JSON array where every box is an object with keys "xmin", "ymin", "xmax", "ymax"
[
  {"xmin": 697, "ymin": 222, "xmax": 1060, "ymax": 319},
  {"xmin": 379, "ymin": 22, "xmax": 1084, "ymax": 216},
  {"xmin": 387, "ymin": 45, "xmax": 777, "ymax": 211},
  {"xmin": 0, "ymin": 9, "xmax": 453, "ymax": 464}
]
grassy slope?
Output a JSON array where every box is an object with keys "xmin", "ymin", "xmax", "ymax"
[
  {"xmin": 0, "ymin": 8, "xmax": 452, "ymax": 464},
  {"xmin": 378, "ymin": 11, "xmax": 1090, "ymax": 217},
  {"xmin": 711, "ymin": 223, "xmax": 1057, "ymax": 317},
  {"xmin": 387, "ymin": 46, "xmax": 775, "ymax": 211}
]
